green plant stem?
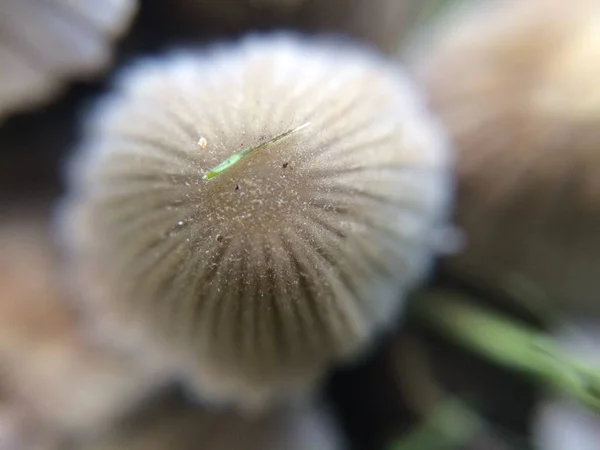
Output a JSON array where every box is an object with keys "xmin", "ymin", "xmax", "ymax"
[
  {"xmin": 410, "ymin": 289, "xmax": 600, "ymax": 412},
  {"xmin": 202, "ymin": 122, "xmax": 310, "ymax": 180}
]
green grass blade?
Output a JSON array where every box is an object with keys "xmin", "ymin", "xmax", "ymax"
[{"xmin": 202, "ymin": 122, "xmax": 311, "ymax": 180}]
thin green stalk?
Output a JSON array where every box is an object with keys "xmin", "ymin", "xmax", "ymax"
[
  {"xmin": 202, "ymin": 122, "xmax": 311, "ymax": 180},
  {"xmin": 411, "ymin": 289, "xmax": 600, "ymax": 412}
]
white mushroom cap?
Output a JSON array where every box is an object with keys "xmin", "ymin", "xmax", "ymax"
[
  {"xmin": 413, "ymin": 0, "xmax": 600, "ymax": 315},
  {"xmin": 59, "ymin": 33, "xmax": 453, "ymax": 408},
  {"xmin": 0, "ymin": 0, "xmax": 137, "ymax": 121},
  {"xmin": 0, "ymin": 216, "xmax": 167, "ymax": 441}
]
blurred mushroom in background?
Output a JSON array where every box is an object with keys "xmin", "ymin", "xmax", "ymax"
[
  {"xmin": 412, "ymin": 0, "xmax": 600, "ymax": 316},
  {"xmin": 0, "ymin": 0, "xmax": 138, "ymax": 122},
  {"xmin": 0, "ymin": 211, "xmax": 170, "ymax": 448},
  {"xmin": 57, "ymin": 33, "xmax": 454, "ymax": 409},
  {"xmin": 533, "ymin": 320, "xmax": 600, "ymax": 450}
]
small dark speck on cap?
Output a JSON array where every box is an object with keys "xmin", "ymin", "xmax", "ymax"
[
  {"xmin": 235, "ymin": 184, "xmax": 240, "ymax": 191},
  {"xmin": 282, "ymin": 162, "xmax": 289, "ymax": 168}
]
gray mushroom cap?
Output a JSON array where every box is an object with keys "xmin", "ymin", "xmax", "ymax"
[
  {"xmin": 59, "ymin": 33, "xmax": 453, "ymax": 408},
  {"xmin": 0, "ymin": 0, "xmax": 137, "ymax": 121}
]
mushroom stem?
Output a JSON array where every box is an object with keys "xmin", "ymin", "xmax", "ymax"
[{"xmin": 410, "ymin": 289, "xmax": 600, "ymax": 412}]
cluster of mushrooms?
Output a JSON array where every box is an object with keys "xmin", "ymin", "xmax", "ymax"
[{"xmin": 1, "ymin": 0, "xmax": 599, "ymax": 449}]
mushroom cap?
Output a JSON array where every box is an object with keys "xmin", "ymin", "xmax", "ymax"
[
  {"xmin": 414, "ymin": 0, "xmax": 600, "ymax": 315},
  {"xmin": 60, "ymin": 33, "xmax": 453, "ymax": 407},
  {"xmin": 83, "ymin": 397, "xmax": 344, "ymax": 450},
  {"xmin": 0, "ymin": 215, "xmax": 167, "ymax": 440},
  {"xmin": 0, "ymin": 0, "xmax": 137, "ymax": 121}
]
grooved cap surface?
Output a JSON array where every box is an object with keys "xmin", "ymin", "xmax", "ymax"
[{"xmin": 61, "ymin": 34, "xmax": 453, "ymax": 407}]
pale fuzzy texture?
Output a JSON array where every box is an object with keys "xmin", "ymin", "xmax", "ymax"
[
  {"xmin": 0, "ymin": 217, "xmax": 167, "ymax": 444},
  {"xmin": 0, "ymin": 0, "xmax": 137, "ymax": 121},
  {"xmin": 60, "ymin": 34, "xmax": 453, "ymax": 408},
  {"xmin": 533, "ymin": 321, "xmax": 600, "ymax": 450},
  {"xmin": 83, "ymin": 399, "xmax": 344, "ymax": 450},
  {"xmin": 414, "ymin": 0, "xmax": 600, "ymax": 315}
]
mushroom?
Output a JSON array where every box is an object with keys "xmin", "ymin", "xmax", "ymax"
[
  {"xmin": 0, "ymin": 214, "xmax": 168, "ymax": 445},
  {"xmin": 413, "ymin": 0, "xmax": 600, "ymax": 315},
  {"xmin": 0, "ymin": 0, "xmax": 137, "ymax": 122},
  {"xmin": 59, "ymin": 33, "xmax": 453, "ymax": 408}
]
